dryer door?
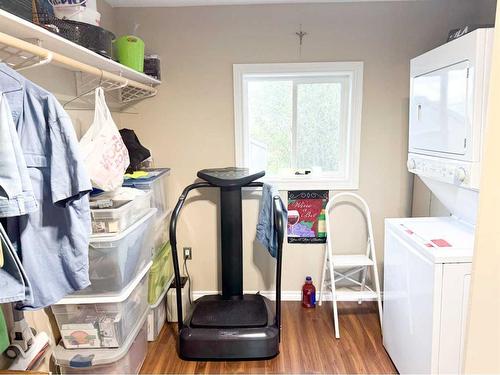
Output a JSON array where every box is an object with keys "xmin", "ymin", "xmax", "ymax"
[{"xmin": 409, "ymin": 61, "xmax": 471, "ymax": 157}]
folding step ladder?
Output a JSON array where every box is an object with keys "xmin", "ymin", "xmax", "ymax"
[{"xmin": 318, "ymin": 192, "xmax": 382, "ymax": 339}]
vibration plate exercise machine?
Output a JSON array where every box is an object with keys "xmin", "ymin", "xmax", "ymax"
[{"xmin": 169, "ymin": 168, "xmax": 285, "ymax": 360}]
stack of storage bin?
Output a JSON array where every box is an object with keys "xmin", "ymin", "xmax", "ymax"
[
  {"xmin": 123, "ymin": 168, "xmax": 173, "ymax": 341},
  {"xmin": 52, "ymin": 186, "xmax": 158, "ymax": 374}
]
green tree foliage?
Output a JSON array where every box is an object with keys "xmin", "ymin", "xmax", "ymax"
[{"xmin": 248, "ymin": 80, "xmax": 342, "ymax": 175}]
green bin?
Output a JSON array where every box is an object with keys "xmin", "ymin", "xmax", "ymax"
[
  {"xmin": 0, "ymin": 308, "xmax": 8, "ymax": 354},
  {"xmin": 148, "ymin": 241, "xmax": 173, "ymax": 305},
  {"xmin": 114, "ymin": 35, "xmax": 145, "ymax": 72}
]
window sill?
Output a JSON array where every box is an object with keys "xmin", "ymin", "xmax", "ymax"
[{"xmin": 261, "ymin": 176, "xmax": 359, "ymax": 191}]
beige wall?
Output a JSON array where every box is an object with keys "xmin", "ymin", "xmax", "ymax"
[
  {"xmin": 411, "ymin": 175, "xmax": 452, "ymax": 217},
  {"xmin": 98, "ymin": 0, "xmax": 118, "ymax": 32},
  {"xmin": 464, "ymin": 2, "xmax": 500, "ymax": 372},
  {"xmin": 111, "ymin": 0, "xmax": 495, "ymax": 295}
]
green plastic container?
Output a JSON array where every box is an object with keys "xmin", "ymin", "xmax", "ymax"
[
  {"xmin": 148, "ymin": 241, "xmax": 173, "ymax": 305},
  {"xmin": 114, "ymin": 35, "xmax": 145, "ymax": 72},
  {"xmin": 0, "ymin": 308, "xmax": 9, "ymax": 354}
]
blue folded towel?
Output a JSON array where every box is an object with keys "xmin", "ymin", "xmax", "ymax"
[{"xmin": 256, "ymin": 183, "xmax": 287, "ymax": 258}]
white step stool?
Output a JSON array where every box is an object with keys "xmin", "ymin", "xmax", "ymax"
[{"xmin": 318, "ymin": 192, "xmax": 382, "ymax": 339}]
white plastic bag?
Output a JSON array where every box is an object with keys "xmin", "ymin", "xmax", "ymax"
[{"xmin": 79, "ymin": 87, "xmax": 130, "ymax": 191}]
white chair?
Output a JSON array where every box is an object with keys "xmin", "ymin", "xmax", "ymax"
[{"xmin": 318, "ymin": 192, "xmax": 382, "ymax": 339}]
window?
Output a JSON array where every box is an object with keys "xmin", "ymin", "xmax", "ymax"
[{"xmin": 234, "ymin": 62, "xmax": 363, "ymax": 190}]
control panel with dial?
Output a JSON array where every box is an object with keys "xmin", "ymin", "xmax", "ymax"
[{"xmin": 407, "ymin": 153, "xmax": 480, "ymax": 190}]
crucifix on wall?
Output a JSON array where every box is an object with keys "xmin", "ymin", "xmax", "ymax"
[{"xmin": 296, "ymin": 24, "xmax": 308, "ymax": 56}]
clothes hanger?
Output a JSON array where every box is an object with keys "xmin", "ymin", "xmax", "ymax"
[
  {"xmin": 0, "ymin": 66, "xmax": 23, "ymax": 95},
  {"xmin": 63, "ymin": 69, "xmax": 105, "ymax": 109},
  {"xmin": 64, "ymin": 70, "xmax": 130, "ymax": 110}
]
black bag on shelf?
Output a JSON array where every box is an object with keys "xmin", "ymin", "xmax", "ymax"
[
  {"xmin": 0, "ymin": 0, "xmax": 32, "ymax": 21},
  {"xmin": 119, "ymin": 128, "xmax": 152, "ymax": 174}
]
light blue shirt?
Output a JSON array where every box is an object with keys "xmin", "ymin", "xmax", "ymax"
[
  {"xmin": 0, "ymin": 81, "xmax": 38, "ymax": 217},
  {"xmin": 0, "ymin": 64, "xmax": 92, "ymax": 310}
]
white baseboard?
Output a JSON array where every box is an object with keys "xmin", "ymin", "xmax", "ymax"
[{"xmin": 192, "ymin": 290, "xmax": 379, "ymax": 301}]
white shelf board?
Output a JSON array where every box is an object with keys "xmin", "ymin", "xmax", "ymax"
[{"xmin": 0, "ymin": 9, "xmax": 160, "ymax": 87}]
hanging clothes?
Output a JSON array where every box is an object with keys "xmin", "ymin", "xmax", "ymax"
[
  {"xmin": 0, "ymin": 63, "xmax": 92, "ymax": 310},
  {"xmin": 0, "ymin": 84, "xmax": 36, "ymax": 304},
  {"xmin": 256, "ymin": 183, "xmax": 287, "ymax": 258},
  {"xmin": 0, "ymin": 83, "xmax": 38, "ymax": 217}
]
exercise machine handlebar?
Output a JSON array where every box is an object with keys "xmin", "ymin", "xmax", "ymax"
[{"xmin": 169, "ymin": 181, "xmax": 285, "ymax": 335}]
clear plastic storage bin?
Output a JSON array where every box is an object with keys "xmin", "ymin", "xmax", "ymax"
[
  {"xmin": 153, "ymin": 211, "xmax": 171, "ymax": 257},
  {"xmin": 78, "ymin": 208, "xmax": 157, "ymax": 295},
  {"xmin": 54, "ymin": 309, "xmax": 149, "ymax": 374},
  {"xmin": 147, "ymin": 284, "xmax": 168, "ymax": 341},
  {"xmin": 123, "ymin": 168, "xmax": 170, "ymax": 220},
  {"xmin": 52, "ymin": 263, "xmax": 151, "ymax": 349},
  {"xmin": 148, "ymin": 241, "xmax": 174, "ymax": 304},
  {"xmin": 90, "ymin": 191, "xmax": 151, "ymax": 235}
]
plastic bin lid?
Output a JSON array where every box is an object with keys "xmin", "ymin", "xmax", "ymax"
[
  {"xmin": 89, "ymin": 208, "xmax": 157, "ymax": 242},
  {"xmin": 123, "ymin": 168, "xmax": 170, "ymax": 187},
  {"xmin": 90, "ymin": 190, "xmax": 151, "ymax": 215},
  {"xmin": 91, "ymin": 187, "xmax": 150, "ymax": 201},
  {"xmin": 54, "ymin": 307, "xmax": 149, "ymax": 368},
  {"xmin": 90, "ymin": 200, "xmax": 130, "ymax": 210},
  {"xmin": 150, "ymin": 274, "xmax": 174, "ymax": 309},
  {"xmin": 55, "ymin": 261, "xmax": 153, "ymax": 305}
]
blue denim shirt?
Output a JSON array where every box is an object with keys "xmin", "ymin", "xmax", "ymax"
[
  {"xmin": 0, "ymin": 83, "xmax": 38, "ymax": 217},
  {"xmin": 0, "ymin": 64, "xmax": 92, "ymax": 310},
  {"xmin": 256, "ymin": 184, "xmax": 287, "ymax": 258}
]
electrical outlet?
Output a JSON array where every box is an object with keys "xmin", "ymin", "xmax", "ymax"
[{"xmin": 183, "ymin": 247, "xmax": 192, "ymax": 260}]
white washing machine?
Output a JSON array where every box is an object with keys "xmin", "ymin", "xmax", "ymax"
[{"xmin": 383, "ymin": 217, "xmax": 474, "ymax": 374}]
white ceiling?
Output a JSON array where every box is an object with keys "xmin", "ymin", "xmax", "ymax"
[{"xmin": 105, "ymin": 0, "xmax": 426, "ymax": 7}]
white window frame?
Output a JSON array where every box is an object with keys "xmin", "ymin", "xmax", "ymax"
[{"xmin": 233, "ymin": 62, "xmax": 363, "ymax": 190}]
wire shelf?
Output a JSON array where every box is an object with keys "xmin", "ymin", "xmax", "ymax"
[
  {"xmin": 0, "ymin": 39, "xmax": 44, "ymax": 70},
  {"xmin": 120, "ymin": 85, "xmax": 158, "ymax": 103},
  {"xmin": 75, "ymin": 72, "xmax": 158, "ymax": 106},
  {"xmin": 0, "ymin": 11, "xmax": 160, "ymax": 110}
]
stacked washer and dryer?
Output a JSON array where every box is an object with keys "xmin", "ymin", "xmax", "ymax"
[{"xmin": 383, "ymin": 28, "xmax": 494, "ymax": 374}]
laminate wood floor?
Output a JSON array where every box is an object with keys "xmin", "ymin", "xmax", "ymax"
[{"xmin": 140, "ymin": 302, "xmax": 397, "ymax": 374}]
